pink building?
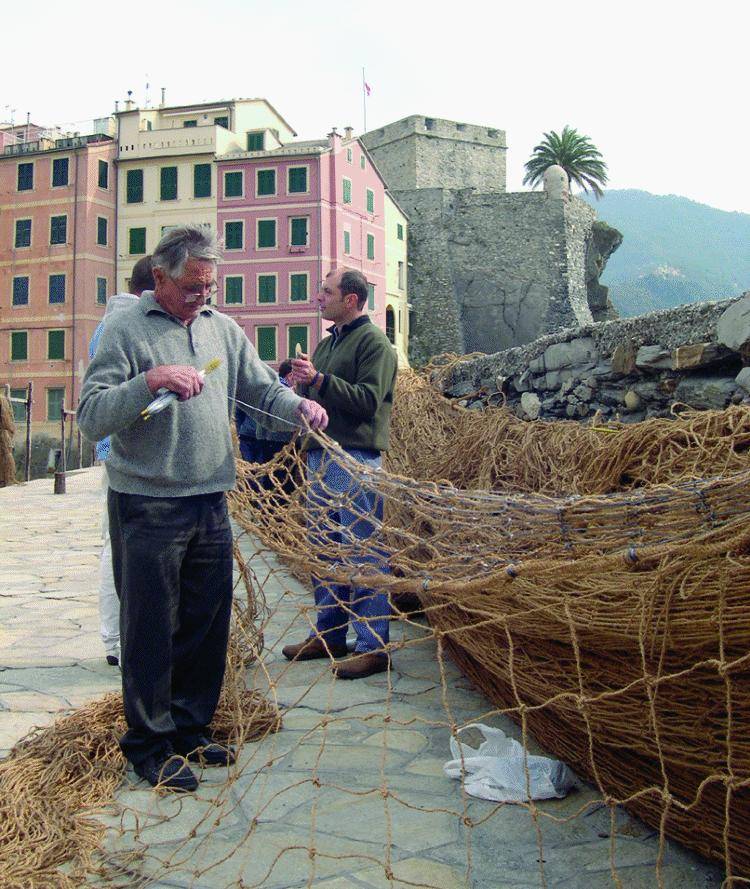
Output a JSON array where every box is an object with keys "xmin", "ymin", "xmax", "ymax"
[
  {"xmin": 0, "ymin": 131, "xmax": 116, "ymax": 428},
  {"xmin": 215, "ymin": 128, "xmax": 387, "ymax": 364}
]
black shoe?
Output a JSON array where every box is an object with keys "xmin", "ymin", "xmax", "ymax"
[
  {"xmin": 174, "ymin": 734, "xmax": 236, "ymax": 767},
  {"xmin": 106, "ymin": 654, "xmax": 119, "ymax": 667},
  {"xmin": 134, "ymin": 751, "xmax": 199, "ymax": 792}
]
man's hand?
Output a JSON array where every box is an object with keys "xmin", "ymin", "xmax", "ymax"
[
  {"xmin": 145, "ymin": 365, "xmax": 204, "ymax": 401},
  {"xmin": 296, "ymin": 399, "xmax": 328, "ymax": 431},
  {"xmin": 291, "ymin": 354, "xmax": 320, "ymax": 388}
]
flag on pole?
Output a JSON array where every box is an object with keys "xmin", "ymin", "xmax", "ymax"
[{"xmin": 364, "ymin": 82, "xmax": 372, "ymax": 96}]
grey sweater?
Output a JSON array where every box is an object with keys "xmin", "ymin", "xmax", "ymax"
[{"xmin": 77, "ymin": 293, "xmax": 303, "ymax": 496}]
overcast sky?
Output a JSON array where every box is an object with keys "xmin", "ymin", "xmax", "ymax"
[{"xmin": 4, "ymin": 0, "xmax": 748, "ymax": 213}]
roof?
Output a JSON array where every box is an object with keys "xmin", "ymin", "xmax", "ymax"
[
  {"xmin": 116, "ymin": 97, "xmax": 297, "ymax": 137},
  {"xmin": 216, "ymin": 139, "xmax": 329, "ymax": 162}
]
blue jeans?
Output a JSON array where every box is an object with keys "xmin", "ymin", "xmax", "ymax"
[{"xmin": 306, "ymin": 448, "xmax": 390, "ymax": 653}]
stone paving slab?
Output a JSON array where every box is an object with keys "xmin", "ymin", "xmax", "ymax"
[{"xmin": 0, "ymin": 469, "xmax": 726, "ymax": 888}]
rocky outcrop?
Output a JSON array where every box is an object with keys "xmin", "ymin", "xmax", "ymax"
[{"xmin": 585, "ymin": 221, "xmax": 623, "ymax": 322}]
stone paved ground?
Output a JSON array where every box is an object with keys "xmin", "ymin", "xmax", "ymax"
[{"xmin": 0, "ymin": 469, "xmax": 725, "ymax": 888}]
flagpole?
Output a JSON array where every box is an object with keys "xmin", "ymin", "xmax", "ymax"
[{"xmin": 362, "ymin": 67, "xmax": 367, "ymax": 134}]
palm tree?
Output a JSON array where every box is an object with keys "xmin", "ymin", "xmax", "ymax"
[{"xmin": 523, "ymin": 127, "xmax": 608, "ymax": 198}]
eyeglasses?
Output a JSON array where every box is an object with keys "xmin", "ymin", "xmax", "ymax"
[{"xmin": 168, "ymin": 276, "xmax": 218, "ymax": 299}]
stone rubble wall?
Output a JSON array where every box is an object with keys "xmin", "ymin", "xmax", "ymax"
[{"xmin": 439, "ymin": 295, "xmax": 750, "ymax": 422}]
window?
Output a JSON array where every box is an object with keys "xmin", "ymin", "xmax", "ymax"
[
  {"xmin": 47, "ymin": 329, "xmax": 65, "ymax": 360},
  {"xmin": 360, "ymin": 155, "xmax": 366, "ymax": 170},
  {"xmin": 50, "ymin": 215, "xmax": 67, "ymax": 245},
  {"xmin": 49, "ymin": 274, "xmax": 66, "ymax": 304},
  {"xmin": 256, "ymin": 326, "xmax": 277, "ymax": 361},
  {"xmin": 126, "ymin": 169, "xmax": 143, "ymax": 203},
  {"xmin": 96, "ymin": 277, "xmax": 107, "ymax": 305},
  {"xmin": 225, "ymin": 221, "xmax": 243, "ymax": 250},
  {"xmin": 398, "ymin": 261, "xmax": 405, "ymax": 290},
  {"xmin": 129, "ymin": 227, "xmax": 146, "ymax": 255},
  {"xmin": 367, "ymin": 233, "xmax": 375, "ymax": 260},
  {"xmin": 257, "ymin": 219, "xmax": 276, "ymax": 249},
  {"xmin": 287, "ymin": 325, "xmax": 308, "ymax": 358},
  {"xmin": 183, "ymin": 119, "xmax": 197, "ymax": 128},
  {"xmin": 343, "ymin": 230, "xmax": 351, "ymax": 254},
  {"xmin": 346, "ymin": 147, "xmax": 353, "ymax": 163},
  {"xmin": 224, "ymin": 171, "xmax": 243, "ymax": 197},
  {"xmin": 98, "ymin": 159, "xmax": 109, "ymax": 189},
  {"xmin": 193, "ymin": 163, "xmax": 211, "ymax": 198},
  {"xmin": 47, "ymin": 388, "xmax": 64, "ymax": 421},
  {"xmin": 15, "ymin": 219, "xmax": 31, "ymax": 248},
  {"xmin": 52, "ymin": 157, "xmax": 69, "ymax": 187},
  {"xmin": 256, "ymin": 169, "xmax": 276, "ymax": 196},
  {"xmin": 10, "ymin": 331, "xmax": 28, "ymax": 361},
  {"xmin": 342, "ymin": 178, "xmax": 352, "ymax": 204},
  {"xmin": 397, "ymin": 223, "xmax": 404, "ymax": 240},
  {"xmin": 160, "ymin": 166, "xmax": 177, "ymax": 200},
  {"xmin": 17, "ymin": 163, "xmax": 33, "ymax": 191},
  {"xmin": 12, "ymin": 276, "xmax": 29, "ymax": 306},
  {"xmin": 385, "ymin": 307, "xmax": 396, "ymax": 344},
  {"xmin": 214, "ymin": 116, "xmax": 229, "ymax": 129},
  {"xmin": 367, "ymin": 283, "xmax": 375, "ymax": 310},
  {"xmin": 247, "ymin": 131, "xmax": 264, "ymax": 151},
  {"xmin": 290, "ymin": 273, "xmax": 308, "ymax": 302},
  {"xmin": 224, "ymin": 276, "xmax": 243, "ymax": 305},
  {"xmin": 257, "ymin": 274, "xmax": 277, "ymax": 304},
  {"xmin": 290, "ymin": 217, "xmax": 308, "ymax": 247},
  {"xmin": 10, "ymin": 388, "xmax": 26, "ymax": 423},
  {"xmin": 366, "ymin": 188, "xmax": 374, "ymax": 213},
  {"xmin": 288, "ymin": 166, "xmax": 307, "ymax": 193},
  {"xmin": 97, "ymin": 216, "xmax": 108, "ymax": 246}
]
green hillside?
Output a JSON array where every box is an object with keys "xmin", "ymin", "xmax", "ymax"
[{"xmin": 579, "ymin": 190, "xmax": 750, "ymax": 316}]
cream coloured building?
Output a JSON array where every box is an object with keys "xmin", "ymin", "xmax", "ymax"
[
  {"xmin": 115, "ymin": 98, "xmax": 296, "ymax": 292},
  {"xmin": 383, "ymin": 193, "xmax": 409, "ymax": 365}
]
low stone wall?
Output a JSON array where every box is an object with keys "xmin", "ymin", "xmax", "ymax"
[{"xmin": 440, "ymin": 294, "xmax": 750, "ymax": 422}]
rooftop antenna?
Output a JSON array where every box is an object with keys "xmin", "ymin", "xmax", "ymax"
[
  {"xmin": 144, "ymin": 76, "xmax": 151, "ymax": 109},
  {"xmin": 161, "ymin": 87, "xmax": 166, "ymax": 107}
]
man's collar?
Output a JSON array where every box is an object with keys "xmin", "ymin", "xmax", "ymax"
[
  {"xmin": 327, "ymin": 314, "xmax": 371, "ymax": 341},
  {"xmin": 140, "ymin": 291, "xmax": 215, "ymax": 319}
]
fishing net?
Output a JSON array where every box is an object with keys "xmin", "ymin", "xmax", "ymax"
[{"xmin": 2, "ymin": 368, "xmax": 749, "ymax": 887}]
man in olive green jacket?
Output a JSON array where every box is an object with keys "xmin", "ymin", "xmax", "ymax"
[{"xmin": 283, "ymin": 268, "xmax": 398, "ymax": 679}]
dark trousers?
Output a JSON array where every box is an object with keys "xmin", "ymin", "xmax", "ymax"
[{"xmin": 108, "ymin": 490, "xmax": 233, "ymax": 765}]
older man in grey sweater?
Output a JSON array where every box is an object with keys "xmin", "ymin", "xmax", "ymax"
[{"xmin": 78, "ymin": 225, "xmax": 327, "ymax": 792}]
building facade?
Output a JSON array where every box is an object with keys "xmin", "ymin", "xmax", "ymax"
[
  {"xmin": 383, "ymin": 193, "xmax": 409, "ymax": 364},
  {"xmin": 0, "ymin": 127, "xmax": 116, "ymax": 429},
  {"xmin": 215, "ymin": 130, "xmax": 390, "ymax": 365}
]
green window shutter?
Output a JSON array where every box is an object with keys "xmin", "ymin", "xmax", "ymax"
[
  {"xmin": 367, "ymin": 233, "xmax": 375, "ymax": 260},
  {"xmin": 183, "ymin": 120, "xmax": 197, "ymax": 128},
  {"xmin": 12, "ymin": 277, "xmax": 29, "ymax": 306},
  {"xmin": 225, "ymin": 221, "xmax": 243, "ymax": 250},
  {"xmin": 17, "ymin": 163, "xmax": 33, "ymax": 191},
  {"xmin": 126, "ymin": 169, "xmax": 143, "ymax": 203},
  {"xmin": 288, "ymin": 167, "xmax": 307, "ymax": 193},
  {"xmin": 257, "ymin": 275, "xmax": 277, "ymax": 303},
  {"xmin": 287, "ymin": 326, "xmax": 308, "ymax": 358},
  {"xmin": 50, "ymin": 215, "xmax": 67, "ymax": 245},
  {"xmin": 225, "ymin": 277, "xmax": 243, "ymax": 304},
  {"xmin": 257, "ymin": 219, "xmax": 276, "ymax": 248},
  {"xmin": 256, "ymin": 326, "xmax": 277, "ymax": 361},
  {"xmin": 49, "ymin": 275, "xmax": 66, "ymax": 303},
  {"xmin": 214, "ymin": 116, "xmax": 229, "ymax": 129},
  {"xmin": 52, "ymin": 158, "xmax": 69, "ymax": 186},
  {"xmin": 11, "ymin": 331, "xmax": 28, "ymax": 361},
  {"xmin": 96, "ymin": 277, "xmax": 107, "ymax": 305},
  {"xmin": 247, "ymin": 131, "xmax": 264, "ymax": 151},
  {"xmin": 344, "ymin": 230, "xmax": 350, "ymax": 254},
  {"xmin": 367, "ymin": 283, "xmax": 375, "ymax": 310},
  {"xmin": 97, "ymin": 217, "xmax": 108, "ymax": 246},
  {"xmin": 257, "ymin": 169, "xmax": 276, "ymax": 195},
  {"xmin": 10, "ymin": 388, "xmax": 26, "ymax": 423},
  {"xmin": 15, "ymin": 220, "xmax": 31, "ymax": 247},
  {"xmin": 98, "ymin": 159, "xmax": 109, "ymax": 189},
  {"xmin": 342, "ymin": 179, "xmax": 351, "ymax": 204},
  {"xmin": 48, "ymin": 330, "xmax": 65, "ymax": 360},
  {"xmin": 346, "ymin": 147, "xmax": 352, "ymax": 163},
  {"xmin": 397, "ymin": 223, "xmax": 404, "ymax": 240},
  {"xmin": 290, "ymin": 218, "xmax": 307, "ymax": 246},
  {"xmin": 224, "ymin": 171, "xmax": 243, "ymax": 197},
  {"xmin": 366, "ymin": 189, "xmax": 374, "ymax": 213},
  {"xmin": 129, "ymin": 228, "xmax": 146, "ymax": 255},
  {"xmin": 194, "ymin": 163, "xmax": 211, "ymax": 198},
  {"xmin": 290, "ymin": 274, "xmax": 308, "ymax": 302},
  {"xmin": 160, "ymin": 166, "xmax": 178, "ymax": 200},
  {"xmin": 360, "ymin": 155, "xmax": 366, "ymax": 170},
  {"xmin": 47, "ymin": 388, "xmax": 64, "ymax": 421}
]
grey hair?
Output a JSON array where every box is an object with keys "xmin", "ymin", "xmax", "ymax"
[{"xmin": 151, "ymin": 224, "xmax": 222, "ymax": 278}]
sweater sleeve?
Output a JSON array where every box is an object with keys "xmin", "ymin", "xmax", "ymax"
[
  {"xmin": 77, "ymin": 325, "xmax": 154, "ymax": 441},
  {"xmin": 318, "ymin": 335, "xmax": 397, "ymax": 419}
]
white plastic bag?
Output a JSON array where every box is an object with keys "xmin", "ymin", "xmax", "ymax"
[{"xmin": 444, "ymin": 723, "xmax": 576, "ymax": 802}]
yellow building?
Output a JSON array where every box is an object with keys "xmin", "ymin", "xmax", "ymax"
[
  {"xmin": 115, "ymin": 98, "xmax": 296, "ymax": 292},
  {"xmin": 383, "ymin": 193, "xmax": 409, "ymax": 365}
]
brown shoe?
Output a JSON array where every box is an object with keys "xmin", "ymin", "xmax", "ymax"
[
  {"xmin": 282, "ymin": 636, "xmax": 348, "ymax": 661},
  {"xmin": 333, "ymin": 652, "xmax": 390, "ymax": 680}
]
